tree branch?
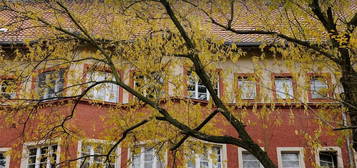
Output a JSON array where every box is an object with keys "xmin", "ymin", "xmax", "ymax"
[
  {"xmin": 104, "ymin": 119, "xmax": 150, "ymax": 165},
  {"xmin": 347, "ymin": 12, "xmax": 357, "ymax": 33},
  {"xmin": 170, "ymin": 108, "xmax": 223, "ymax": 151}
]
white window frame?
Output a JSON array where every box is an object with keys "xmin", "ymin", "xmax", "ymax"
[
  {"xmin": 238, "ymin": 147, "xmax": 264, "ymax": 168},
  {"xmin": 237, "ymin": 77, "xmax": 257, "ymax": 100},
  {"xmin": 315, "ymin": 146, "xmax": 343, "ymax": 168},
  {"xmin": 77, "ymin": 139, "xmax": 121, "ymax": 168},
  {"xmin": 20, "ymin": 140, "xmax": 61, "ymax": 168},
  {"xmin": 38, "ymin": 70, "xmax": 65, "ymax": 100},
  {"xmin": 0, "ymin": 148, "xmax": 11, "ymax": 168},
  {"xmin": 277, "ymin": 147, "xmax": 305, "ymax": 168},
  {"xmin": 133, "ymin": 73, "xmax": 164, "ymax": 98},
  {"xmin": 310, "ymin": 76, "xmax": 329, "ymax": 99},
  {"xmin": 0, "ymin": 79, "xmax": 16, "ymax": 99},
  {"xmin": 87, "ymin": 71, "xmax": 119, "ymax": 103},
  {"xmin": 185, "ymin": 143, "xmax": 227, "ymax": 168},
  {"xmin": 128, "ymin": 145, "xmax": 167, "ymax": 168},
  {"xmin": 274, "ymin": 77, "xmax": 294, "ymax": 99},
  {"xmin": 187, "ymin": 72, "xmax": 219, "ymax": 101}
]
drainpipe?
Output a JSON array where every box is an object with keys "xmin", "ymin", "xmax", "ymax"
[{"xmin": 342, "ymin": 111, "xmax": 356, "ymax": 168}]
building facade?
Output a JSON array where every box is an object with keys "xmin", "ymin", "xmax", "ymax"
[{"xmin": 0, "ymin": 2, "xmax": 355, "ymax": 168}]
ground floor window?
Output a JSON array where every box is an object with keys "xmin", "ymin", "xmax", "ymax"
[
  {"xmin": 316, "ymin": 147, "xmax": 343, "ymax": 168},
  {"xmin": 130, "ymin": 146, "xmax": 165, "ymax": 168},
  {"xmin": 25, "ymin": 144, "xmax": 58, "ymax": 168},
  {"xmin": 238, "ymin": 148, "xmax": 263, "ymax": 168},
  {"xmin": 79, "ymin": 140, "xmax": 118, "ymax": 168},
  {"xmin": 186, "ymin": 145, "xmax": 223, "ymax": 168},
  {"xmin": 277, "ymin": 147, "xmax": 305, "ymax": 168},
  {"xmin": 0, "ymin": 148, "xmax": 10, "ymax": 168}
]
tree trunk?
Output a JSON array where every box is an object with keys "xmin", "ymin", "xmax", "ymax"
[{"xmin": 340, "ymin": 70, "xmax": 357, "ymax": 151}]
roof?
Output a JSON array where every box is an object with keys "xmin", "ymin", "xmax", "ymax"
[{"xmin": 0, "ymin": 1, "xmax": 355, "ymax": 46}]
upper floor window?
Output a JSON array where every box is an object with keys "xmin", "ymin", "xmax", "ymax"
[
  {"xmin": 187, "ymin": 71, "xmax": 219, "ymax": 101},
  {"xmin": 133, "ymin": 72, "xmax": 164, "ymax": 99},
  {"xmin": 274, "ymin": 75, "xmax": 294, "ymax": 99},
  {"xmin": 25, "ymin": 144, "xmax": 58, "ymax": 168},
  {"xmin": 0, "ymin": 79, "xmax": 16, "ymax": 99},
  {"xmin": 79, "ymin": 141, "xmax": 117, "ymax": 168},
  {"xmin": 38, "ymin": 69, "xmax": 65, "ymax": 100},
  {"xmin": 237, "ymin": 76, "xmax": 257, "ymax": 100},
  {"xmin": 186, "ymin": 145, "xmax": 223, "ymax": 168},
  {"xmin": 130, "ymin": 147, "xmax": 165, "ymax": 168},
  {"xmin": 87, "ymin": 71, "xmax": 119, "ymax": 103},
  {"xmin": 310, "ymin": 76, "xmax": 329, "ymax": 99}
]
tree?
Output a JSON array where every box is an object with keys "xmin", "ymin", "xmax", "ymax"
[
  {"xmin": 187, "ymin": 0, "xmax": 357, "ymax": 148},
  {"xmin": 0, "ymin": 0, "xmax": 354, "ymax": 168}
]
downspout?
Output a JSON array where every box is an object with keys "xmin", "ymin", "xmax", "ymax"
[{"xmin": 343, "ymin": 111, "xmax": 356, "ymax": 168}]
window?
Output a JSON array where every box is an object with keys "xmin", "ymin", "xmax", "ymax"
[
  {"xmin": 319, "ymin": 152, "xmax": 337, "ymax": 168},
  {"xmin": 186, "ymin": 146, "xmax": 223, "ymax": 168},
  {"xmin": 274, "ymin": 76, "xmax": 294, "ymax": 99},
  {"xmin": 38, "ymin": 69, "xmax": 65, "ymax": 100},
  {"xmin": 237, "ymin": 76, "xmax": 257, "ymax": 100},
  {"xmin": 87, "ymin": 71, "xmax": 119, "ymax": 103},
  {"xmin": 187, "ymin": 71, "xmax": 219, "ymax": 101},
  {"xmin": 0, "ymin": 148, "xmax": 10, "ymax": 168},
  {"xmin": 25, "ymin": 144, "xmax": 58, "ymax": 168},
  {"xmin": 242, "ymin": 152, "xmax": 262, "ymax": 168},
  {"xmin": 133, "ymin": 72, "xmax": 164, "ymax": 99},
  {"xmin": 238, "ymin": 148, "xmax": 263, "ymax": 168},
  {"xmin": 277, "ymin": 147, "xmax": 305, "ymax": 168},
  {"xmin": 310, "ymin": 76, "xmax": 329, "ymax": 99},
  {"xmin": 79, "ymin": 142, "xmax": 117, "ymax": 168},
  {"xmin": 0, "ymin": 79, "xmax": 16, "ymax": 99},
  {"xmin": 316, "ymin": 147, "xmax": 343, "ymax": 168},
  {"xmin": 130, "ymin": 147, "xmax": 165, "ymax": 168},
  {"xmin": 281, "ymin": 152, "xmax": 300, "ymax": 168}
]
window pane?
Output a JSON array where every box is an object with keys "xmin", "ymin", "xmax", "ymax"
[
  {"xmin": 0, "ymin": 79, "xmax": 16, "ymax": 99},
  {"xmin": 144, "ymin": 148, "xmax": 154, "ymax": 168},
  {"xmin": 311, "ymin": 77, "xmax": 328, "ymax": 99},
  {"xmin": 242, "ymin": 152, "xmax": 261, "ymax": 168},
  {"xmin": 199, "ymin": 148, "xmax": 208, "ymax": 168},
  {"xmin": 132, "ymin": 153, "xmax": 140, "ymax": 168},
  {"xmin": 238, "ymin": 78, "xmax": 256, "ymax": 99},
  {"xmin": 212, "ymin": 146, "xmax": 222, "ymax": 168},
  {"xmin": 0, "ymin": 153, "xmax": 6, "ymax": 168},
  {"xmin": 38, "ymin": 70, "xmax": 64, "ymax": 99},
  {"xmin": 282, "ymin": 153, "xmax": 300, "ymax": 168},
  {"xmin": 88, "ymin": 71, "xmax": 118, "ymax": 102},
  {"xmin": 319, "ymin": 151, "xmax": 337, "ymax": 168},
  {"xmin": 275, "ymin": 77, "xmax": 293, "ymax": 99}
]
